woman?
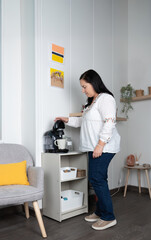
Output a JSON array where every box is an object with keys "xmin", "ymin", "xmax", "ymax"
[{"xmin": 55, "ymin": 69, "xmax": 120, "ymax": 231}]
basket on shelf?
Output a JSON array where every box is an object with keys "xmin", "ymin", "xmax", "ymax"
[{"xmin": 77, "ymin": 169, "xmax": 86, "ymax": 177}]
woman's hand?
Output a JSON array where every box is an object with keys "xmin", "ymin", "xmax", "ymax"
[
  {"xmin": 54, "ymin": 117, "xmax": 69, "ymax": 123},
  {"xmin": 93, "ymin": 145, "xmax": 104, "ymax": 158}
]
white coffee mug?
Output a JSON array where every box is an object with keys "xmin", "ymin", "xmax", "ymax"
[{"xmin": 54, "ymin": 139, "xmax": 66, "ymax": 149}]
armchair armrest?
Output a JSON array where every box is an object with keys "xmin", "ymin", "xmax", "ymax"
[{"xmin": 28, "ymin": 167, "xmax": 44, "ymax": 191}]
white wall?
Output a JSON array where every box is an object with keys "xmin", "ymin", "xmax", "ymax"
[
  {"xmin": 1, "ymin": 0, "xmax": 35, "ymax": 156},
  {"xmin": 69, "ymin": 0, "xmax": 93, "ymax": 157},
  {"xmin": 94, "ymin": 0, "xmax": 114, "ymax": 188},
  {"xmin": 20, "ymin": 0, "xmax": 35, "ymax": 160},
  {"xmin": 1, "ymin": 0, "xmax": 151, "ymax": 190},
  {"xmin": 1, "ymin": 0, "xmax": 130, "ymax": 189},
  {"xmin": 1, "ymin": 0, "xmax": 21, "ymax": 143},
  {"xmin": 128, "ymin": 0, "xmax": 151, "ymax": 91},
  {"xmin": 0, "ymin": 0, "xmax": 2, "ymax": 140},
  {"xmin": 127, "ymin": 0, "xmax": 151, "ymax": 187},
  {"xmin": 34, "ymin": 0, "xmax": 129, "ymax": 189},
  {"xmin": 112, "ymin": 0, "xmax": 128, "ymax": 188},
  {"xmin": 34, "ymin": 0, "xmax": 71, "ymax": 166}
]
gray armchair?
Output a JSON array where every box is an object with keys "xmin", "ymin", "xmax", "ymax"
[{"xmin": 0, "ymin": 143, "xmax": 47, "ymax": 238}]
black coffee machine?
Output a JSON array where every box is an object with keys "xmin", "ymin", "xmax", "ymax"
[{"xmin": 43, "ymin": 120, "xmax": 68, "ymax": 153}]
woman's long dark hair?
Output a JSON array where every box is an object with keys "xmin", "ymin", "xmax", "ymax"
[{"xmin": 80, "ymin": 69, "xmax": 114, "ymax": 108}]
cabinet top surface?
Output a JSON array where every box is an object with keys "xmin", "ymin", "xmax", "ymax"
[{"xmin": 41, "ymin": 151, "xmax": 86, "ymax": 156}]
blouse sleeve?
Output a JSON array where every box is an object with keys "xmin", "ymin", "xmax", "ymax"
[
  {"xmin": 66, "ymin": 117, "xmax": 82, "ymax": 128},
  {"xmin": 98, "ymin": 95, "xmax": 116, "ymax": 143}
]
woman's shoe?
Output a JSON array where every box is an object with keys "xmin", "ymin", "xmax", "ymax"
[
  {"xmin": 84, "ymin": 213, "xmax": 100, "ymax": 222},
  {"xmin": 92, "ymin": 219, "xmax": 117, "ymax": 230}
]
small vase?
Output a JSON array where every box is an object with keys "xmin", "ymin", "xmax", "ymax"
[
  {"xmin": 148, "ymin": 86, "xmax": 151, "ymax": 95},
  {"xmin": 126, "ymin": 155, "xmax": 135, "ymax": 167},
  {"xmin": 135, "ymin": 89, "xmax": 144, "ymax": 97}
]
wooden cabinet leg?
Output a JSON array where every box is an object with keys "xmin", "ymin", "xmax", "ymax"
[
  {"xmin": 24, "ymin": 202, "xmax": 30, "ymax": 219},
  {"xmin": 32, "ymin": 201, "xmax": 47, "ymax": 238},
  {"xmin": 137, "ymin": 169, "xmax": 141, "ymax": 194},
  {"xmin": 145, "ymin": 170, "xmax": 151, "ymax": 199},
  {"xmin": 124, "ymin": 169, "xmax": 130, "ymax": 197}
]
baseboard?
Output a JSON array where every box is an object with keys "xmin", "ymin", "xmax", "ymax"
[
  {"xmin": 110, "ymin": 186, "xmax": 125, "ymax": 195},
  {"xmin": 90, "ymin": 185, "xmax": 149, "ymax": 196},
  {"xmin": 0, "ymin": 205, "xmax": 23, "ymax": 217}
]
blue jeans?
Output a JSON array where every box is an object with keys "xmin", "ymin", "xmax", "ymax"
[{"xmin": 88, "ymin": 152, "xmax": 116, "ymax": 221}]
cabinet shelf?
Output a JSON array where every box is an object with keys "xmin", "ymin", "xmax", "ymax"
[
  {"xmin": 61, "ymin": 204, "xmax": 87, "ymax": 214},
  {"xmin": 69, "ymin": 113, "xmax": 127, "ymax": 121},
  {"xmin": 61, "ymin": 176, "xmax": 86, "ymax": 183},
  {"xmin": 120, "ymin": 94, "xmax": 151, "ymax": 102},
  {"xmin": 61, "ymin": 205, "xmax": 88, "ymax": 221}
]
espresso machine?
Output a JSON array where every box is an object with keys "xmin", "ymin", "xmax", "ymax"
[{"xmin": 43, "ymin": 120, "xmax": 68, "ymax": 153}]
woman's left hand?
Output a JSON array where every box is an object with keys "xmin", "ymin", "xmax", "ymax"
[{"xmin": 93, "ymin": 145, "xmax": 103, "ymax": 158}]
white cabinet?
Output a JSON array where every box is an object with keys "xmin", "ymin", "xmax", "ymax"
[{"xmin": 41, "ymin": 152, "xmax": 88, "ymax": 222}]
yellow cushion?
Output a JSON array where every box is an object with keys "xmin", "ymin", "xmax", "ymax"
[{"xmin": 0, "ymin": 160, "xmax": 29, "ymax": 186}]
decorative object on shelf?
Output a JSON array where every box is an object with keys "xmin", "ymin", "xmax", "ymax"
[
  {"xmin": 143, "ymin": 163, "xmax": 151, "ymax": 168},
  {"xmin": 148, "ymin": 86, "xmax": 151, "ymax": 95},
  {"xmin": 135, "ymin": 153, "xmax": 141, "ymax": 165},
  {"xmin": 120, "ymin": 84, "xmax": 135, "ymax": 118},
  {"xmin": 77, "ymin": 169, "xmax": 86, "ymax": 177},
  {"xmin": 126, "ymin": 154, "xmax": 135, "ymax": 167},
  {"xmin": 61, "ymin": 167, "xmax": 77, "ymax": 181},
  {"xmin": 61, "ymin": 190, "xmax": 83, "ymax": 212},
  {"xmin": 66, "ymin": 137, "xmax": 73, "ymax": 151},
  {"xmin": 135, "ymin": 89, "xmax": 144, "ymax": 97}
]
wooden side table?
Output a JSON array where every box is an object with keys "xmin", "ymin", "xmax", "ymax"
[{"xmin": 124, "ymin": 165, "xmax": 151, "ymax": 199}]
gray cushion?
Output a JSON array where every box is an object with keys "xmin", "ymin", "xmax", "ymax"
[{"xmin": 0, "ymin": 185, "xmax": 43, "ymax": 205}]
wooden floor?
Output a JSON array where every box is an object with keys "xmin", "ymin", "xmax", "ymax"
[{"xmin": 1, "ymin": 190, "xmax": 151, "ymax": 240}]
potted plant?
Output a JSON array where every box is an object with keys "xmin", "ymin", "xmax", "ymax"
[{"xmin": 120, "ymin": 84, "xmax": 134, "ymax": 118}]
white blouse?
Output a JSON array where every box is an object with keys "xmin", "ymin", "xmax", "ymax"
[{"xmin": 67, "ymin": 93, "xmax": 121, "ymax": 153}]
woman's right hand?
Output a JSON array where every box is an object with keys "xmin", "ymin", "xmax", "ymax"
[{"xmin": 54, "ymin": 117, "xmax": 69, "ymax": 123}]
